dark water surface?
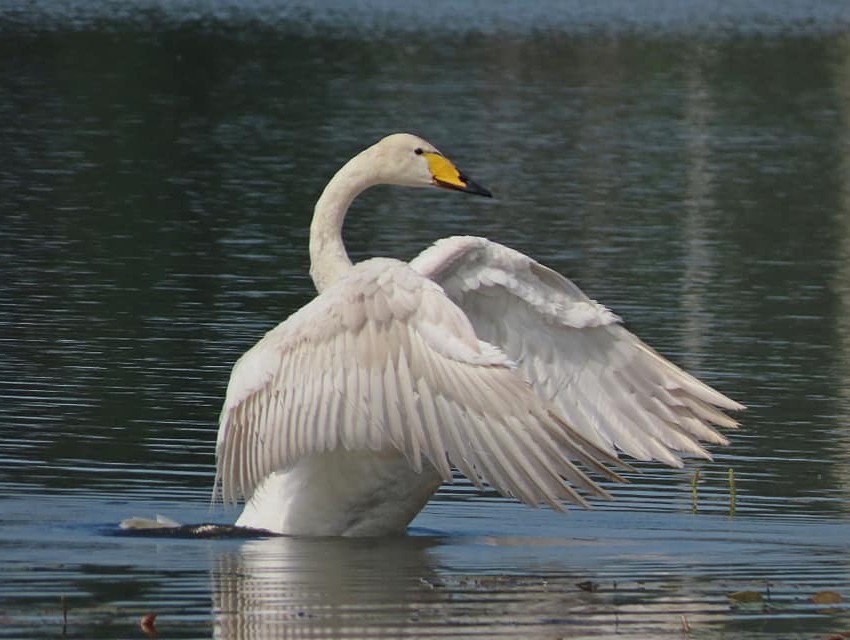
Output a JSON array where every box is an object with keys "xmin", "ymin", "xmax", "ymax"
[{"xmin": 2, "ymin": 1, "xmax": 850, "ymax": 638}]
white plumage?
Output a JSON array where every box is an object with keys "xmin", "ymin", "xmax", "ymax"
[{"xmin": 214, "ymin": 133, "xmax": 743, "ymax": 536}]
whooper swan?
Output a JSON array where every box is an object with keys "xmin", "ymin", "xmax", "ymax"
[{"xmin": 214, "ymin": 133, "xmax": 743, "ymax": 537}]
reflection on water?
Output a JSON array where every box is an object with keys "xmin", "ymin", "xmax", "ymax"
[
  {"xmin": 831, "ymin": 36, "xmax": 850, "ymax": 502},
  {"xmin": 2, "ymin": 0, "xmax": 850, "ymax": 638},
  {"xmin": 2, "ymin": 494, "xmax": 849, "ymax": 638},
  {"xmin": 211, "ymin": 513, "xmax": 850, "ymax": 639},
  {"xmin": 213, "ymin": 537, "xmax": 441, "ymax": 639}
]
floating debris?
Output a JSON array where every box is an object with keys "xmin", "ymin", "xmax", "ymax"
[
  {"xmin": 119, "ymin": 515, "xmax": 180, "ymax": 530},
  {"xmin": 811, "ymin": 590, "xmax": 844, "ymax": 614},
  {"xmin": 117, "ymin": 518, "xmax": 270, "ymax": 539},
  {"xmin": 576, "ymin": 580, "xmax": 600, "ymax": 593},
  {"xmin": 140, "ymin": 612, "xmax": 157, "ymax": 637},
  {"xmin": 811, "ymin": 591, "xmax": 844, "ymax": 606},
  {"xmin": 728, "ymin": 590, "xmax": 764, "ymax": 609}
]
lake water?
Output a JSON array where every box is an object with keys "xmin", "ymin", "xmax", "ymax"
[{"xmin": 2, "ymin": 1, "xmax": 850, "ymax": 638}]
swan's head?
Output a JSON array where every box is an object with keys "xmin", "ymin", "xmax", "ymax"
[{"xmin": 371, "ymin": 133, "xmax": 492, "ymax": 197}]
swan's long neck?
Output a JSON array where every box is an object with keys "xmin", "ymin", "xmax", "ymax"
[{"xmin": 309, "ymin": 146, "xmax": 379, "ymax": 293}]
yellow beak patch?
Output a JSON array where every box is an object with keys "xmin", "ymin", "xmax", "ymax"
[
  {"xmin": 422, "ymin": 151, "xmax": 492, "ymax": 197},
  {"xmin": 423, "ymin": 152, "xmax": 466, "ymax": 189}
]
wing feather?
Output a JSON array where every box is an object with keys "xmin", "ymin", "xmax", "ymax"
[
  {"xmin": 216, "ymin": 257, "xmax": 623, "ymax": 508},
  {"xmin": 416, "ymin": 379, "xmax": 453, "ymax": 480},
  {"xmin": 395, "ymin": 347, "xmax": 425, "ymax": 472},
  {"xmin": 411, "ymin": 236, "xmax": 744, "ymax": 468},
  {"xmin": 435, "ymin": 395, "xmax": 484, "ymax": 490}
]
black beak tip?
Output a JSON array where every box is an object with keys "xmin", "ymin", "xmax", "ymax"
[
  {"xmin": 465, "ymin": 179, "xmax": 493, "ymax": 198},
  {"xmin": 434, "ymin": 175, "xmax": 493, "ymax": 198}
]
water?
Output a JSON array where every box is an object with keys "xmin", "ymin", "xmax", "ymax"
[{"xmin": 2, "ymin": 1, "xmax": 850, "ymax": 637}]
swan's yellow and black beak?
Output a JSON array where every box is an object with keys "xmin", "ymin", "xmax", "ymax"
[{"xmin": 423, "ymin": 151, "xmax": 492, "ymax": 197}]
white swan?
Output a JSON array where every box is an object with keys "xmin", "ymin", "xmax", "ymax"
[{"xmin": 214, "ymin": 133, "xmax": 744, "ymax": 537}]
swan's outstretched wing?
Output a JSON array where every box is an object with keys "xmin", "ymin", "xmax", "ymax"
[
  {"xmin": 410, "ymin": 236, "xmax": 744, "ymax": 467},
  {"xmin": 215, "ymin": 257, "xmax": 625, "ymax": 510}
]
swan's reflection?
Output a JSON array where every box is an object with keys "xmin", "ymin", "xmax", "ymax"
[
  {"xmin": 208, "ymin": 531, "xmax": 763, "ymax": 639},
  {"xmin": 212, "ymin": 534, "xmax": 443, "ymax": 639}
]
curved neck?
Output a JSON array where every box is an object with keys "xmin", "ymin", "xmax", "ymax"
[{"xmin": 309, "ymin": 146, "xmax": 379, "ymax": 293}]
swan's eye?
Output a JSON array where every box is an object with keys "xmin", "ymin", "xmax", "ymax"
[{"xmin": 414, "ymin": 148, "xmax": 424, "ymax": 155}]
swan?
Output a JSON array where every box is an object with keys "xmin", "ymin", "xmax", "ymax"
[{"xmin": 214, "ymin": 133, "xmax": 744, "ymax": 537}]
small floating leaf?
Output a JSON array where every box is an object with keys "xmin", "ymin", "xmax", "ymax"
[
  {"xmin": 576, "ymin": 580, "xmax": 599, "ymax": 593},
  {"xmin": 811, "ymin": 591, "xmax": 843, "ymax": 605},
  {"xmin": 692, "ymin": 469, "xmax": 700, "ymax": 514},
  {"xmin": 140, "ymin": 613, "xmax": 158, "ymax": 637},
  {"xmin": 728, "ymin": 590, "xmax": 764, "ymax": 607}
]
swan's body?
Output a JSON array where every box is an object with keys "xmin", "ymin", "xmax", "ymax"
[{"xmin": 215, "ymin": 133, "xmax": 743, "ymax": 537}]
